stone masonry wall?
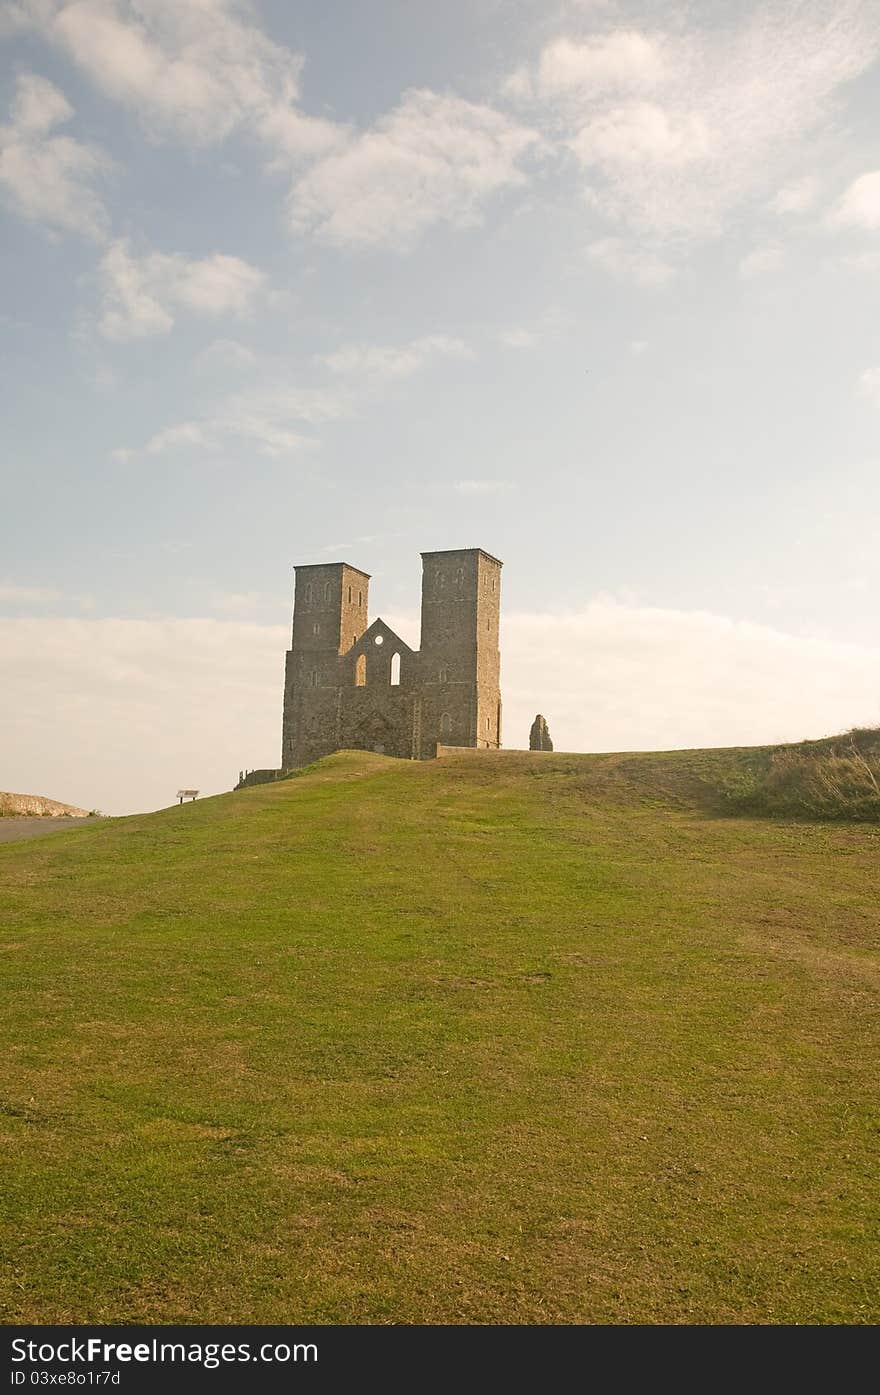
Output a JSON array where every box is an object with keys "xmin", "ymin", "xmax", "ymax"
[{"xmin": 279, "ymin": 548, "xmax": 503, "ymax": 770}]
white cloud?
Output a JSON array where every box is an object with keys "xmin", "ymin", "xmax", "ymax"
[
  {"xmin": 842, "ymin": 250, "xmax": 880, "ymax": 275},
  {"xmin": 630, "ymin": 339, "xmax": 649, "ymax": 356},
  {"xmin": 320, "ymin": 335, "xmax": 473, "ymax": 379},
  {"xmin": 857, "ymin": 366, "xmax": 880, "ymax": 406},
  {"xmin": 2, "ymin": 602, "xmax": 878, "ymax": 815},
  {"xmin": 537, "ymin": 31, "xmax": 666, "ymax": 99},
  {"xmin": 116, "ymin": 331, "xmax": 471, "ymax": 459},
  {"xmin": 587, "ymin": 236, "xmax": 674, "ymax": 287},
  {"xmin": 0, "ymin": 581, "xmax": 94, "ymax": 610},
  {"xmin": 114, "ymin": 382, "xmax": 347, "ymax": 461},
  {"xmin": 10, "ymin": 0, "xmax": 342, "ymax": 159},
  {"xmin": 172, "ymin": 254, "xmax": 264, "ymax": 315},
  {"xmin": 770, "ymin": 174, "xmax": 819, "ymax": 215},
  {"xmin": 499, "ymin": 327, "xmax": 535, "ymax": 349},
  {"xmin": 141, "ymin": 421, "xmax": 213, "ymax": 453},
  {"xmin": 453, "ymin": 480, "xmax": 513, "ymax": 496},
  {"xmin": 0, "ymin": 616, "xmax": 287, "ymax": 813},
  {"xmin": 831, "ymin": 171, "xmax": 880, "ymax": 231},
  {"xmin": 97, "ymin": 239, "xmax": 266, "ymax": 340},
  {"xmin": 505, "ymin": 30, "xmax": 665, "ymax": 105},
  {"xmin": 0, "ymin": 582, "xmax": 61, "ymax": 604},
  {"xmin": 500, "ymin": 601, "xmax": 880, "ymax": 756},
  {"xmin": 571, "ymin": 102, "xmax": 710, "ymax": 171},
  {"xmin": 9, "ymin": 66, "xmax": 71, "ymax": 131},
  {"xmin": 289, "ymin": 88, "xmax": 539, "ymax": 249},
  {"xmin": 0, "ymin": 71, "xmax": 109, "ymax": 238},
  {"xmin": 739, "ymin": 244, "xmax": 784, "ymax": 279},
  {"xmin": 509, "ymin": 4, "xmax": 879, "ymax": 241},
  {"xmin": 11, "ymin": 6, "xmax": 537, "ymax": 250},
  {"xmin": 195, "ymin": 338, "xmax": 259, "ymax": 374}
]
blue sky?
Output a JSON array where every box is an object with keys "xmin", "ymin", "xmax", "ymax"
[{"xmin": 2, "ymin": 0, "xmax": 880, "ymax": 812}]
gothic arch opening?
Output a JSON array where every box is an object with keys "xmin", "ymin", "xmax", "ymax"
[
  {"xmin": 355, "ymin": 653, "xmax": 366, "ymax": 687},
  {"xmin": 390, "ymin": 652, "xmax": 401, "ymax": 686}
]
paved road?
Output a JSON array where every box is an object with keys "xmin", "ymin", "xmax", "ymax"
[{"xmin": 0, "ymin": 817, "xmax": 91, "ymax": 844}]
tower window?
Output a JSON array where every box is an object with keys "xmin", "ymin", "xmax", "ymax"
[
  {"xmin": 355, "ymin": 653, "xmax": 366, "ymax": 687},
  {"xmin": 491, "ymin": 577, "xmax": 496, "ymax": 592},
  {"xmin": 309, "ymin": 670, "xmax": 318, "ymax": 687},
  {"xmin": 313, "ymin": 622, "xmax": 320, "ymax": 636},
  {"xmin": 348, "ymin": 585, "xmax": 352, "ymax": 603},
  {"xmin": 486, "ymin": 716, "xmax": 490, "ymax": 731},
  {"xmin": 304, "ymin": 582, "xmax": 312, "ymax": 603},
  {"xmin": 390, "ymin": 653, "xmax": 400, "ymax": 686},
  {"xmin": 456, "ymin": 567, "xmax": 464, "ymax": 587},
  {"xmin": 439, "ymin": 712, "xmax": 452, "ymax": 735},
  {"xmin": 358, "ymin": 590, "xmax": 363, "ymax": 606},
  {"xmin": 439, "ymin": 666, "xmax": 448, "ymax": 684},
  {"xmin": 324, "ymin": 582, "xmax": 332, "ymax": 603},
  {"xmin": 435, "ymin": 569, "xmax": 445, "ymax": 591}
]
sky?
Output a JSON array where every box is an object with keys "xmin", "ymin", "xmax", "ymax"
[{"xmin": 1, "ymin": 0, "xmax": 879, "ymax": 815}]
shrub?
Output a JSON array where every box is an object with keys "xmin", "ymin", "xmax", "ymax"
[{"xmin": 720, "ymin": 729, "xmax": 880, "ymax": 821}]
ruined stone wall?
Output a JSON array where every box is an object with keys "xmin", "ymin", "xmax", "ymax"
[{"xmin": 280, "ymin": 548, "xmax": 502, "ymax": 770}]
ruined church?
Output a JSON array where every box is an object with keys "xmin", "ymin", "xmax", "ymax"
[{"xmin": 240, "ymin": 548, "xmax": 503, "ymax": 783}]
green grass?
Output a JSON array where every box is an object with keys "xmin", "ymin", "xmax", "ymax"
[
  {"xmin": 716, "ymin": 727, "xmax": 880, "ymax": 821},
  {"xmin": 1, "ymin": 746, "xmax": 878, "ymax": 1324}
]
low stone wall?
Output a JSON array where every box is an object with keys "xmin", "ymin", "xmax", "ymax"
[
  {"xmin": 235, "ymin": 768, "xmax": 283, "ymax": 790},
  {"xmin": 0, "ymin": 792, "xmax": 89, "ymax": 817}
]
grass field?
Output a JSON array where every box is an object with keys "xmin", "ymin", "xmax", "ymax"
[{"xmin": 1, "ymin": 746, "xmax": 877, "ymax": 1324}]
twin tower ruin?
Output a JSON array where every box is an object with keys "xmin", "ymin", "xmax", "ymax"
[{"xmin": 240, "ymin": 548, "xmax": 503, "ymax": 784}]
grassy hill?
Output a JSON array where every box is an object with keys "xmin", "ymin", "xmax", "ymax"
[{"xmin": 1, "ymin": 745, "xmax": 877, "ymax": 1325}]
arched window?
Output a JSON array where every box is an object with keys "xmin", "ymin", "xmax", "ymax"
[
  {"xmin": 304, "ymin": 582, "xmax": 312, "ymax": 603},
  {"xmin": 347, "ymin": 585, "xmax": 352, "ymax": 603},
  {"xmin": 355, "ymin": 653, "xmax": 366, "ymax": 687},
  {"xmin": 435, "ymin": 569, "xmax": 445, "ymax": 591},
  {"xmin": 309, "ymin": 669, "xmax": 318, "ymax": 688},
  {"xmin": 456, "ymin": 567, "xmax": 464, "ymax": 588},
  {"xmin": 390, "ymin": 653, "xmax": 400, "ymax": 686},
  {"xmin": 438, "ymin": 666, "xmax": 448, "ymax": 684},
  {"xmin": 324, "ymin": 582, "xmax": 332, "ymax": 603},
  {"xmin": 358, "ymin": 590, "xmax": 363, "ymax": 606},
  {"xmin": 312, "ymin": 622, "xmax": 320, "ymax": 636},
  {"xmin": 440, "ymin": 712, "xmax": 452, "ymax": 735}
]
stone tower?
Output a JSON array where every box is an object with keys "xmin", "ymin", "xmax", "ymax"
[
  {"xmin": 276, "ymin": 547, "xmax": 502, "ymax": 771},
  {"xmin": 419, "ymin": 548, "xmax": 502, "ymax": 756},
  {"xmin": 281, "ymin": 562, "xmax": 371, "ymax": 770}
]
